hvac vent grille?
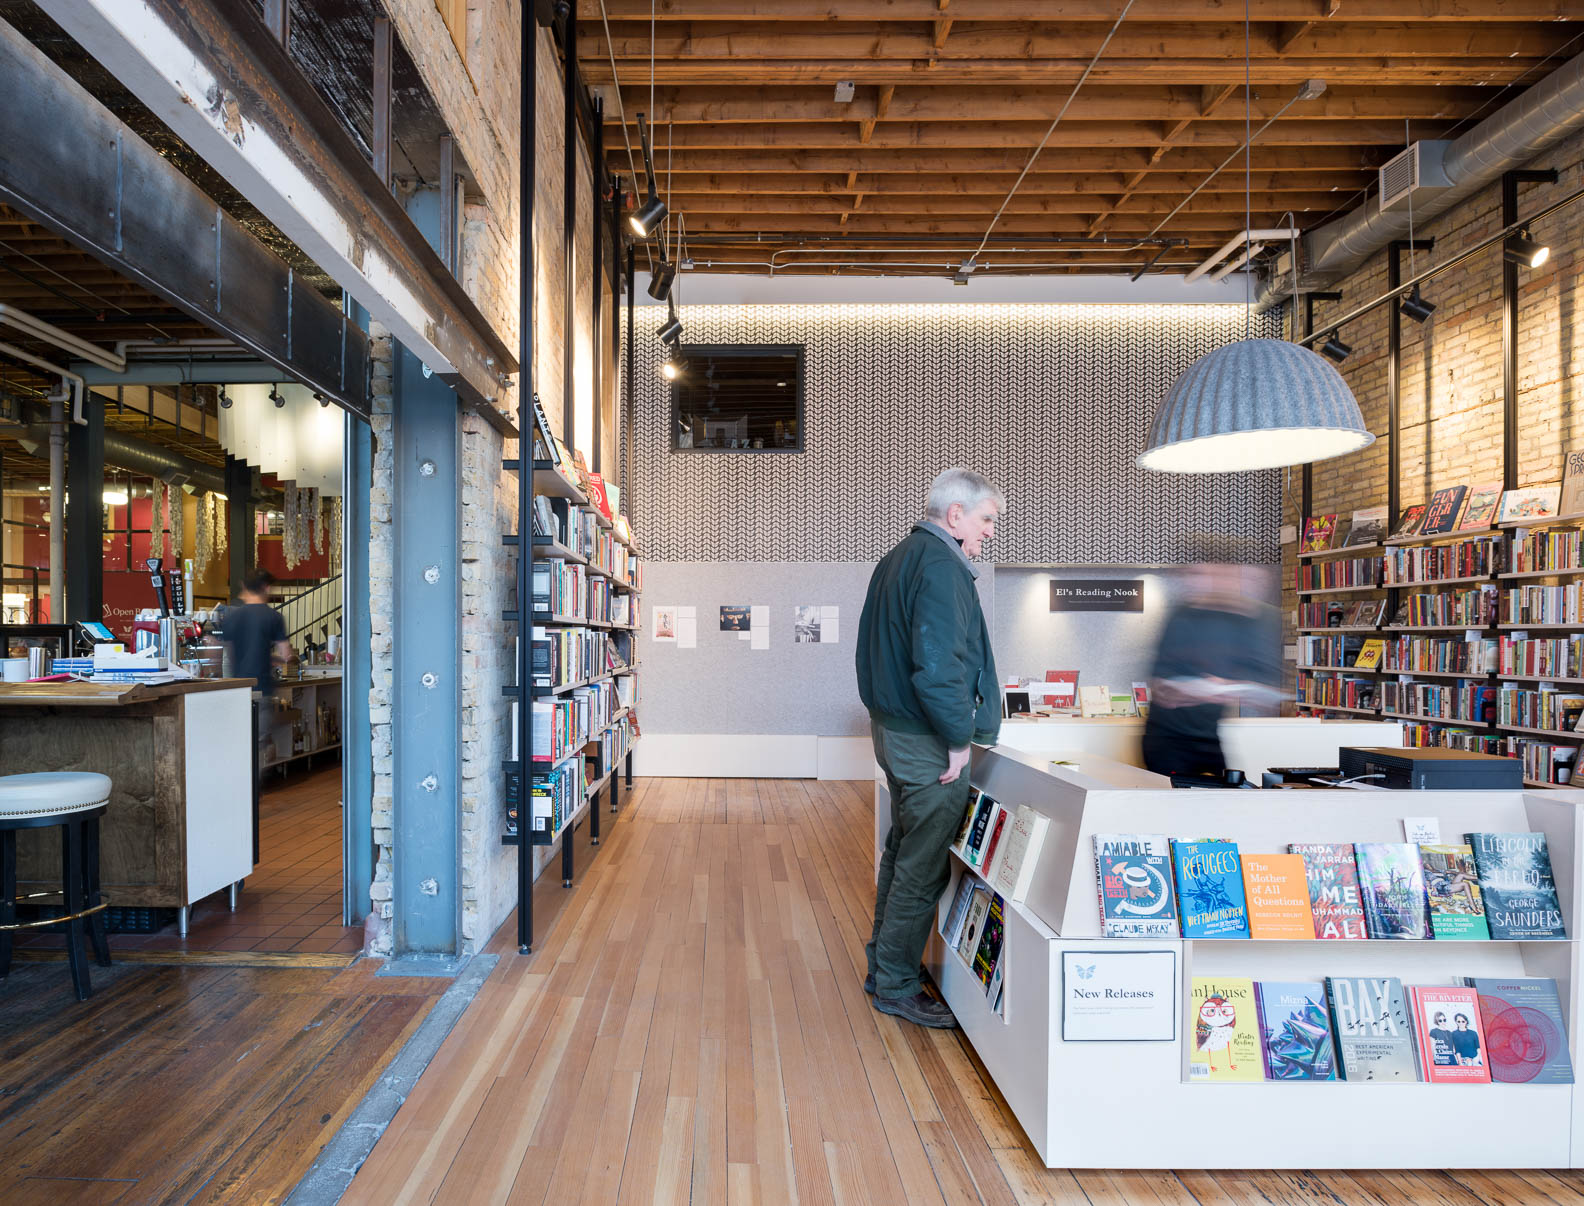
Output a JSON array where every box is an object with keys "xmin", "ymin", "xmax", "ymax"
[{"xmin": 1380, "ymin": 145, "xmax": 1421, "ymax": 211}]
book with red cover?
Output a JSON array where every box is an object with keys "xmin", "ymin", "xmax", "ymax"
[
  {"xmin": 584, "ymin": 472, "xmax": 613, "ymax": 520},
  {"xmin": 1419, "ymin": 485, "xmax": 1470, "ymax": 536},
  {"xmin": 978, "ymin": 806, "xmax": 1010, "ymax": 875},
  {"xmin": 1409, "ymin": 985, "xmax": 1491, "ymax": 1083},
  {"xmin": 1390, "ymin": 504, "xmax": 1428, "ymax": 539},
  {"xmin": 1043, "ymin": 669, "xmax": 1079, "ymax": 711},
  {"xmin": 1301, "ymin": 515, "xmax": 1339, "ymax": 553}
]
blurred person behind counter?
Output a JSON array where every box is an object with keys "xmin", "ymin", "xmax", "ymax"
[
  {"xmin": 1142, "ymin": 555, "xmax": 1283, "ymax": 783},
  {"xmin": 220, "ymin": 568, "xmax": 295, "ymax": 725}
]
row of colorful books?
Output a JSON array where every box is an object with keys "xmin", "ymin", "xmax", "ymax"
[
  {"xmin": 1301, "ymin": 475, "xmax": 1584, "ymax": 553},
  {"xmin": 940, "ymin": 879, "xmax": 1005, "ymax": 1016},
  {"xmin": 1095, "ymin": 833, "xmax": 1566, "ymax": 942},
  {"xmin": 1192, "ymin": 975, "xmax": 1571, "ymax": 1084},
  {"xmin": 951, "ymin": 789, "xmax": 1051, "ymax": 904}
]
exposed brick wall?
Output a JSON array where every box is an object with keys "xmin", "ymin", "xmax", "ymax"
[
  {"xmin": 365, "ymin": 325, "xmax": 396, "ymax": 951},
  {"xmin": 1280, "ymin": 126, "xmax": 1584, "ymax": 707}
]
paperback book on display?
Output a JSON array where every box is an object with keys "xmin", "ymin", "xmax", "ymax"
[
  {"xmin": 973, "ymin": 895, "xmax": 1006, "ymax": 990},
  {"xmin": 1326, "ymin": 976, "xmax": 1418, "ymax": 1081},
  {"xmin": 1459, "ymin": 482, "xmax": 1504, "ymax": 531},
  {"xmin": 1301, "ymin": 515, "xmax": 1340, "ymax": 552},
  {"xmin": 1464, "ymin": 977, "xmax": 1574, "ymax": 1084},
  {"xmin": 1098, "ymin": 851, "xmax": 1179, "ymax": 938},
  {"xmin": 1391, "ymin": 504, "xmax": 1428, "ymax": 540},
  {"xmin": 1419, "ymin": 844, "xmax": 1490, "ymax": 940},
  {"xmin": 1171, "ymin": 840, "xmax": 1251, "ymax": 939},
  {"xmin": 956, "ymin": 885, "xmax": 992, "ymax": 964},
  {"xmin": 1189, "ymin": 978, "xmax": 1262, "ymax": 1081},
  {"xmin": 1240, "ymin": 854, "xmax": 1315, "ymax": 940},
  {"xmin": 1354, "ymin": 842, "xmax": 1432, "ymax": 939},
  {"xmin": 1409, "ymin": 985, "xmax": 1491, "ymax": 1083},
  {"xmin": 989, "ymin": 805, "xmax": 1050, "ymax": 904},
  {"xmin": 1420, "ymin": 485, "xmax": 1470, "ymax": 536},
  {"xmin": 1092, "ymin": 833, "xmax": 1170, "ymax": 923},
  {"xmin": 1465, "ymin": 831, "xmax": 1567, "ymax": 940},
  {"xmin": 941, "ymin": 876, "xmax": 976, "ymax": 950},
  {"xmin": 1290, "ymin": 843, "xmax": 1368, "ymax": 939},
  {"xmin": 1345, "ymin": 506, "xmax": 1389, "ymax": 547},
  {"xmin": 1254, "ymin": 981, "xmax": 1336, "ymax": 1080},
  {"xmin": 1498, "ymin": 485, "xmax": 1562, "ymax": 523}
]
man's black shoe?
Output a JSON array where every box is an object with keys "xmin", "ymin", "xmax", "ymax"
[{"xmin": 873, "ymin": 990, "xmax": 957, "ymax": 1028}]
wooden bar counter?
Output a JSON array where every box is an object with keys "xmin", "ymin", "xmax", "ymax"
[{"xmin": 0, "ymin": 678, "xmax": 255, "ymax": 924}]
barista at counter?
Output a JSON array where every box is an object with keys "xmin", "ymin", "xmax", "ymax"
[
  {"xmin": 220, "ymin": 569, "xmax": 293, "ymax": 702},
  {"xmin": 1142, "ymin": 558, "xmax": 1281, "ymax": 782}
]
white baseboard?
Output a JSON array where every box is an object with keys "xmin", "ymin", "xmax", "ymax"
[{"xmin": 633, "ymin": 733, "xmax": 873, "ymax": 780}]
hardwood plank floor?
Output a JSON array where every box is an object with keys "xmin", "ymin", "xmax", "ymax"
[
  {"xmin": 0, "ymin": 954, "xmax": 445, "ymax": 1205},
  {"xmin": 344, "ymin": 777, "xmax": 1584, "ymax": 1205}
]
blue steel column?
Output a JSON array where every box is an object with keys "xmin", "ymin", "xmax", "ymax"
[
  {"xmin": 391, "ymin": 344, "xmax": 462, "ymax": 954},
  {"xmin": 342, "ymin": 405, "xmax": 374, "ymax": 926}
]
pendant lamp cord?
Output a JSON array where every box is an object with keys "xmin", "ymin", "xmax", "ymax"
[{"xmin": 1244, "ymin": 0, "xmax": 1252, "ymax": 340}]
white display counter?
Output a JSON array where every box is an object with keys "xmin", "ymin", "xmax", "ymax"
[
  {"xmin": 997, "ymin": 713, "xmax": 1401, "ymax": 779},
  {"xmin": 874, "ymin": 744, "xmax": 1584, "ymax": 1169}
]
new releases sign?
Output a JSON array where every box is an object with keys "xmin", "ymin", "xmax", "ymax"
[
  {"xmin": 1049, "ymin": 580, "xmax": 1144, "ymax": 613},
  {"xmin": 1061, "ymin": 949, "xmax": 1178, "ymax": 1042}
]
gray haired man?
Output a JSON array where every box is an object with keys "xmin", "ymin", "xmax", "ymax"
[{"xmin": 855, "ymin": 468, "xmax": 1003, "ymax": 1027}]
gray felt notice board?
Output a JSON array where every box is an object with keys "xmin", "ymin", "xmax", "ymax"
[{"xmin": 639, "ymin": 561, "xmax": 996, "ymax": 737}]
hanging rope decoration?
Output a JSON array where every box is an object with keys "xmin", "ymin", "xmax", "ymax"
[
  {"xmin": 330, "ymin": 496, "xmax": 343, "ymax": 577},
  {"xmin": 214, "ymin": 492, "xmax": 227, "ymax": 557},
  {"xmin": 149, "ymin": 479, "xmax": 165, "ymax": 565},
  {"xmin": 194, "ymin": 491, "xmax": 213, "ymax": 579},
  {"xmin": 313, "ymin": 489, "xmax": 325, "ymax": 556},
  {"xmin": 170, "ymin": 483, "xmax": 185, "ymax": 566},
  {"xmin": 283, "ymin": 482, "xmax": 300, "ymax": 570},
  {"xmin": 302, "ymin": 486, "xmax": 318, "ymax": 563}
]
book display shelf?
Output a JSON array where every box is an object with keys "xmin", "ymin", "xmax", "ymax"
[
  {"xmin": 1294, "ymin": 506, "xmax": 1584, "ymax": 785},
  {"xmin": 885, "ymin": 745, "xmax": 1584, "ymax": 1169},
  {"xmin": 1295, "ymin": 535, "xmax": 1389, "ymax": 719},
  {"xmin": 505, "ymin": 406, "xmax": 642, "ymax": 952}
]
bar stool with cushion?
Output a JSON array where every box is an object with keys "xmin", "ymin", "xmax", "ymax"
[{"xmin": 0, "ymin": 772, "xmax": 113, "ymax": 1000}]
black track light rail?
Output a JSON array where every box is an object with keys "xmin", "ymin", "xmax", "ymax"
[{"xmin": 1297, "ymin": 178, "xmax": 1584, "ymax": 352}]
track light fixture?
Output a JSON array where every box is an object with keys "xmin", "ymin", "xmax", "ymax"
[
  {"xmin": 316, "ymin": 391, "xmax": 330, "ymax": 407},
  {"xmin": 218, "ymin": 387, "xmax": 232, "ymax": 409},
  {"xmin": 1504, "ymin": 232, "xmax": 1550, "ymax": 269},
  {"xmin": 647, "ymin": 256, "xmax": 676, "ymax": 301},
  {"xmin": 1320, "ymin": 333, "xmax": 1353, "ymax": 364},
  {"xmin": 659, "ymin": 354, "xmax": 687, "ymax": 381},
  {"xmin": 1399, "ymin": 286, "xmax": 1436, "ymax": 324},
  {"xmin": 270, "ymin": 384, "xmax": 286, "ymax": 408},
  {"xmin": 628, "ymin": 114, "xmax": 668, "ymax": 239},
  {"xmin": 657, "ymin": 314, "xmax": 682, "ymax": 343}
]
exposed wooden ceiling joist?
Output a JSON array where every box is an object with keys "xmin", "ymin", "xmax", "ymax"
[{"xmin": 582, "ymin": 5, "xmax": 1583, "ymax": 275}]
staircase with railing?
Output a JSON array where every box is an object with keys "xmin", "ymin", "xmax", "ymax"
[{"xmin": 275, "ymin": 574, "xmax": 342, "ymax": 648}]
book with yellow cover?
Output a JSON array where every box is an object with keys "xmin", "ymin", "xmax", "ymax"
[
  {"xmin": 1190, "ymin": 977, "xmax": 1264, "ymax": 1082},
  {"xmin": 1353, "ymin": 639, "xmax": 1385, "ymax": 671},
  {"xmin": 1241, "ymin": 854, "xmax": 1317, "ymax": 940}
]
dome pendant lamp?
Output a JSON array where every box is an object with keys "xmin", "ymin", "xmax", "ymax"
[
  {"xmin": 1138, "ymin": 4, "xmax": 1371, "ymax": 474},
  {"xmin": 1137, "ymin": 338, "xmax": 1374, "ymax": 473}
]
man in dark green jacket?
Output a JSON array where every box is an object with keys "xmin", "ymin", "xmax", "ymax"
[{"xmin": 857, "ymin": 467, "xmax": 1003, "ymax": 1027}]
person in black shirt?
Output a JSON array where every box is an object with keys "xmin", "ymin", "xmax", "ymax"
[
  {"xmin": 1450, "ymin": 1013, "xmax": 1483, "ymax": 1066},
  {"xmin": 1142, "ymin": 559, "xmax": 1281, "ymax": 781},
  {"xmin": 222, "ymin": 568, "xmax": 292, "ymax": 699}
]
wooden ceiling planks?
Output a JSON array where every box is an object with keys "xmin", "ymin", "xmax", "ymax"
[{"xmin": 579, "ymin": 3, "xmax": 1583, "ymax": 275}]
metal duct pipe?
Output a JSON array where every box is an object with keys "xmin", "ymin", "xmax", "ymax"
[
  {"xmin": 1257, "ymin": 49, "xmax": 1584, "ymax": 310},
  {"xmin": 18, "ymin": 419, "xmax": 228, "ymax": 495}
]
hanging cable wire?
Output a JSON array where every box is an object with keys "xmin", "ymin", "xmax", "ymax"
[
  {"xmin": 597, "ymin": 0, "xmax": 641, "ymax": 189},
  {"xmin": 964, "ymin": 0, "xmax": 1137, "ymax": 268}
]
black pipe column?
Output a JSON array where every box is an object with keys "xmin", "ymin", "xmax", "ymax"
[{"xmin": 64, "ymin": 394, "xmax": 104, "ymax": 622}]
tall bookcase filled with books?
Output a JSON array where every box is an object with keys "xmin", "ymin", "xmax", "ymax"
[
  {"xmin": 1294, "ymin": 509, "xmax": 1389, "ymax": 719},
  {"xmin": 895, "ymin": 746, "xmax": 1584, "ymax": 1170},
  {"xmin": 1496, "ymin": 508, "xmax": 1584, "ymax": 786},
  {"xmin": 1302, "ymin": 473, "xmax": 1584, "ymax": 788},
  {"xmin": 1377, "ymin": 490, "xmax": 1504, "ymax": 755},
  {"xmin": 506, "ymin": 402, "xmax": 642, "ymax": 952}
]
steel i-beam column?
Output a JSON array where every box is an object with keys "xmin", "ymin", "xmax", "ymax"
[
  {"xmin": 64, "ymin": 393, "xmax": 104, "ymax": 622},
  {"xmin": 390, "ymin": 344, "xmax": 462, "ymax": 956}
]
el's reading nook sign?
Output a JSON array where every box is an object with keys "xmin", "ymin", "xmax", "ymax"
[{"xmin": 1049, "ymin": 579, "xmax": 1144, "ymax": 613}]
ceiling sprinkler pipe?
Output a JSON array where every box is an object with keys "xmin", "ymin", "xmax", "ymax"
[
  {"xmin": 1211, "ymin": 243, "xmax": 1265, "ymax": 281},
  {"xmin": 0, "ymin": 303, "xmax": 125, "ymax": 373},
  {"xmin": 0, "ymin": 338, "xmax": 84, "ymax": 422}
]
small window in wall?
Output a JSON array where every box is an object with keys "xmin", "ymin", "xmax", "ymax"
[{"xmin": 671, "ymin": 345, "xmax": 804, "ymax": 453}]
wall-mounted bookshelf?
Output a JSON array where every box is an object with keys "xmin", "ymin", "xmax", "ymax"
[
  {"xmin": 1300, "ymin": 497, "xmax": 1584, "ymax": 787},
  {"xmin": 1294, "ymin": 527, "xmax": 1388, "ymax": 719},
  {"xmin": 506, "ymin": 406, "xmax": 643, "ymax": 951}
]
